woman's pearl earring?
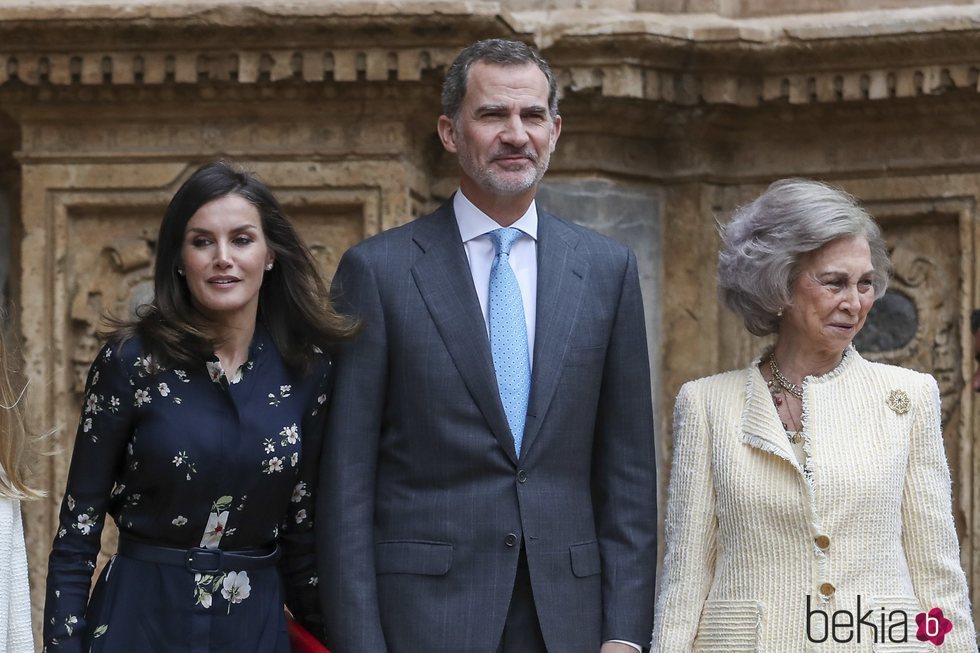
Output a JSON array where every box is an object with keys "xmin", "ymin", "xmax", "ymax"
[
  {"xmin": 177, "ymin": 268, "xmax": 185, "ymax": 276},
  {"xmin": 776, "ymin": 308, "xmax": 783, "ymax": 317}
]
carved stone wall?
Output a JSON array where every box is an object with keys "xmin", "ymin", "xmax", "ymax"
[
  {"xmin": 0, "ymin": 190, "xmax": 9, "ymax": 312},
  {"xmin": 2, "ymin": 0, "xmax": 980, "ymax": 646}
]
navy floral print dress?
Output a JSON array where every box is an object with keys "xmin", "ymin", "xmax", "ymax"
[{"xmin": 43, "ymin": 326, "xmax": 330, "ymax": 653}]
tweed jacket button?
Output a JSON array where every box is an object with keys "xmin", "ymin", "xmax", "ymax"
[
  {"xmin": 814, "ymin": 535, "xmax": 831, "ymax": 550},
  {"xmin": 504, "ymin": 533, "xmax": 518, "ymax": 547},
  {"xmin": 819, "ymin": 582, "xmax": 836, "ymax": 598}
]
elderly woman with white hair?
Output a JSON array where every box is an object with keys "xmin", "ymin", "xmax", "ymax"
[{"xmin": 651, "ymin": 179, "xmax": 975, "ymax": 651}]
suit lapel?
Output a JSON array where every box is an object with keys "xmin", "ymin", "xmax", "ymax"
[
  {"xmin": 521, "ymin": 211, "xmax": 589, "ymax": 458},
  {"xmin": 740, "ymin": 363, "xmax": 802, "ymax": 473},
  {"xmin": 410, "ymin": 203, "xmax": 519, "ymax": 464}
]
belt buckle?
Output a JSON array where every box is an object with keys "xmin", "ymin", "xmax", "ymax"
[{"xmin": 185, "ymin": 547, "xmax": 223, "ymax": 573}]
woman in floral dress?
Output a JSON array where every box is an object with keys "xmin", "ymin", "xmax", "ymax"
[{"xmin": 43, "ymin": 161, "xmax": 353, "ymax": 652}]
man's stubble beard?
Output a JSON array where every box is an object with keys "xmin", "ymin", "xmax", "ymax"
[{"xmin": 456, "ymin": 137, "xmax": 552, "ymax": 197}]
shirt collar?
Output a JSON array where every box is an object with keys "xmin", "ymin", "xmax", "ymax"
[{"xmin": 453, "ymin": 190, "xmax": 539, "ymax": 243}]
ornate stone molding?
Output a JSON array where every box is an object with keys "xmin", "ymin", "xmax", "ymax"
[
  {"xmin": 4, "ymin": 49, "xmax": 979, "ymax": 109},
  {"xmin": 0, "ymin": 47, "xmax": 458, "ymax": 87},
  {"xmin": 3, "ymin": 3, "xmax": 980, "ymax": 108}
]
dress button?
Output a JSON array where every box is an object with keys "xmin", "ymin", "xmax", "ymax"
[
  {"xmin": 517, "ymin": 470, "xmax": 527, "ymax": 483},
  {"xmin": 814, "ymin": 534, "xmax": 830, "ymax": 550},
  {"xmin": 819, "ymin": 582, "xmax": 836, "ymax": 598},
  {"xmin": 504, "ymin": 533, "xmax": 518, "ymax": 547}
]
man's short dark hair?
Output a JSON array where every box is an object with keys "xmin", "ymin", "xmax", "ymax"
[
  {"xmin": 441, "ymin": 38, "xmax": 559, "ymax": 122},
  {"xmin": 971, "ymin": 309, "xmax": 980, "ymax": 335}
]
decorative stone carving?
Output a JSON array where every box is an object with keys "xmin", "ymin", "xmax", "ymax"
[
  {"xmin": 68, "ymin": 215, "xmax": 158, "ymax": 395},
  {"xmin": 863, "ymin": 217, "xmax": 962, "ymax": 427},
  {"xmin": 5, "ymin": 44, "xmax": 980, "ymax": 111},
  {"xmin": 853, "ymin": 289, "xmax": 918, "ymax": 353}
]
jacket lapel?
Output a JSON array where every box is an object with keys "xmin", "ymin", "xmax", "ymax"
[
  {"xmin": 410, "ymin": 203, "xmax": 519, "ymax": 464},
  {"xmin": 740, "ymin": 362, "xmax": 802, "ymax": 472},
  {"xmin": 520, "ymin": 211, "xmax": 589, "ymax": 458}
]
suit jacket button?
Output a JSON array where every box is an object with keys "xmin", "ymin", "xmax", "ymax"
[
  {"xmin": 504, "ymin": 533, "xmax": 518, "ymax": 547},
  {"xmin": 517, "ymin": 470, "xmax": 527, "ymax": 483},
  {"xmin": 814, "ymin": 534, "xmax": 830, "ymax": 550}
]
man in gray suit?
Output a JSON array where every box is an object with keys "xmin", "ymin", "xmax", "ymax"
[{"xmin": 317, "ymin": 38, "xmax": 657, "ymax": 653}]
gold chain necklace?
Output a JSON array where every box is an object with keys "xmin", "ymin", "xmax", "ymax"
[
  {"xmin": 783, "ymin": 403, "xmax": 803, "ymax": 444},
  {"xmin": 768, "ymin": 354, "xmax": 804, "ymax": 400},
  {"xmin": 766, "ymin": 353, "xmax": 803, "ymax": 444}
]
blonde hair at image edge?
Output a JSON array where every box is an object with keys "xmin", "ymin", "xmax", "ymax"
[{"xmin": 0, "ymin": 330, "xmax": 45, "ymax": 500}]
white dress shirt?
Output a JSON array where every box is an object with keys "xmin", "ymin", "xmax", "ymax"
[
  {"xmin": 453, "ymin": 190, "xmax": 642, "ymax": 653},
  {"xmin": 454, "ymin": 190, "xmax": 537, "ymax": 367}
]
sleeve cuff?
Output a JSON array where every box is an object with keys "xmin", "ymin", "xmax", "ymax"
[{"xmin": 606, "ymin": 640, "xmax": 643, "ymax": 652}]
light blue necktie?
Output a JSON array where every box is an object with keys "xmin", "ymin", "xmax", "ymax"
[{"xmin": 488, "ymin": 227, "xmax": 531, "ymax": 457}]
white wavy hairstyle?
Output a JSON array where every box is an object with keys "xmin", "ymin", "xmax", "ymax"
[{"xmin": 718, "ymin": 178, "xmax": 891, "ymax": 336}]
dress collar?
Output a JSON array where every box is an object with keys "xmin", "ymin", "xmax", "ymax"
[
  {"xmin": 749, "ymin": 344, "xmax": 860, "ymax": 387},
  {"xmin": 740, "ymin": 344, "xmax": 860, "ymax": 472},
  {"xmin": 205, "ymin": 323, "xmax": 269, "ymax": 387}
]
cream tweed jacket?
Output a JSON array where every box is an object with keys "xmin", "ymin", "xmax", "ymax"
[
  {"xmin": 0, "ymin": 494, "xmax": 34, "ymax": 653},
  {"xmin": 651, "ymin": 348, "xmax": 975, "ymax": 652}
]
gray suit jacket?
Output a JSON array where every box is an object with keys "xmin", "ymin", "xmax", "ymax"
[{"xmin": 317, "ymin": 200, "xmax": 657, "ymax": 653}]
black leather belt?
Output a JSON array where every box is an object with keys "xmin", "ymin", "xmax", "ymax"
[{"xmin": 117, "ymin": 536, "xmax": 280, "ymax": 573}]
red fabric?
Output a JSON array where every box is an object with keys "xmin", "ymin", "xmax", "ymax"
[{"xmin": 287, "ymin": 615, "xmax": 331, "ymax": 653}]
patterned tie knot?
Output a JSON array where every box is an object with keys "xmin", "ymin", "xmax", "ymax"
[{"xmin": 489, "ymin": 227, "xmax": 523, "ymax": 258}]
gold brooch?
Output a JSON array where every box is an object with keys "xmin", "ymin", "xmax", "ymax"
[{"xmin": 886, "ymin": 389, "xmax": 910, "ymax": 415}]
